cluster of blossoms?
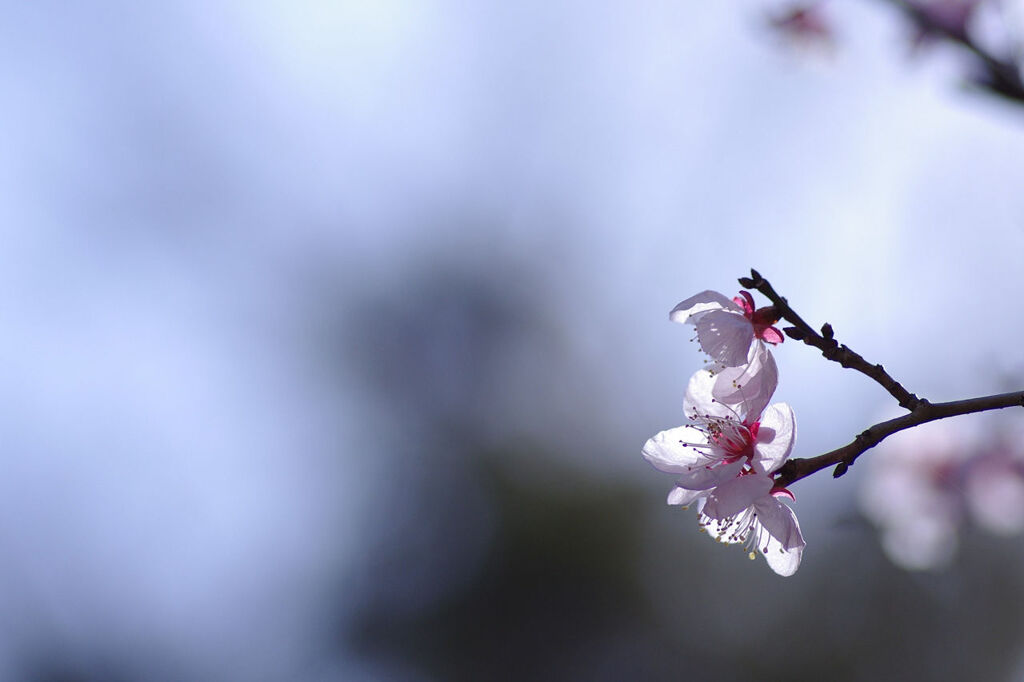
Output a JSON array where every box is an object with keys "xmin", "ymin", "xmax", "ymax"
[
  {"xmin": 643, "ymin": 291, "xmax": 805, "ymax": 576},
  {"xmin": 859, "ymin": 418, "xmax": 1024, "ymax": 570}
]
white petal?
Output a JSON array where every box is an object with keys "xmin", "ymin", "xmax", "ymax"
[
  {"xmin": 683, "ymin": 369, "xmax": 737, "ymax": 421},
  {"xmin": 669, "ymin": 290, "xmax": 741, "ymax": 324},
  {"xmin": 752, "ymin": 402, "xmax": 796, "ymax": 475},
  {"xmin": 753, "ymin": 496, "xmax": 805, "ymax": 551},
  {"xmin": 694, "ymin": 310, "xmax": 754, "ymax": 367},
  {"xmin": 762, "ymin": 534, "xmax": 804, "ymax": 577},
  {"xmin": 712, "ymin": 344, "xmax": 778, "ymax": 419},
  {"xmin": 667, "ymin": 486, "xmax": 705, "ymax": 507},
  {"xmin": 703, "ymin": 474, "xmax": 773, "ymax": 520},
  {"xmin": 642, "ymin": 426, "xmax": 710, "ymax": 474},
  {"xmin": 675, "ymin": 459, "xmax": 744, "ymax": 492}
]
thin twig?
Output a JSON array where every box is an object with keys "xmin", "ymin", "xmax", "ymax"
[
  {"xmin": 738, "ymin": 269, "xmax": 922, "ymax": 410},
  {"xmin": 774, "ymin": 390, "xmax": 1024, "ymax": 487}
]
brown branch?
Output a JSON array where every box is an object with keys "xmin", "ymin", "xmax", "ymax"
[
  {"xmin": 736, "ymin": 269, "xmax": 1024, "ymax": 488},
  {"xmin": 738, "ymin": 269, "xmax": 923, "ymax": 410},
  {"xmin": 774, "ymin": 390, "xmax": 1024, "ymax": 487}
]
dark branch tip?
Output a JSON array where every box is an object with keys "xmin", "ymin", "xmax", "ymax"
[
  {"xmin": 738, "ymin": 276, "xmax": 757, "ymax": 288},
  {"xmin": 783, "ymin": 326, "xmax": 806, "ymax": 341},
  {"xmin": 832, "ymin": 462, "xmax": 849, "ymax": 478},
  {"xmin": 821, "ymin": 322, "xmax": 834, "ymax": 340}
]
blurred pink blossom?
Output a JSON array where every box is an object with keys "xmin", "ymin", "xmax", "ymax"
[
  {"xmin": 964, "ymin": 439, "xmax": 1024, "ymax": 535},
  {"xmin": 768, "ymin": 3, "xmax": 835, "ymax": 47},
  {"xmin": 859, "ymin": 420, "xmax": 971, "ymax": 569},
  {"xmin": 860, "ymin": 417, "xmax": 1024, "ymax": 570}
]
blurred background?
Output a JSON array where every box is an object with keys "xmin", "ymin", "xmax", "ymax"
[{"xmin": 3, "ymin": 1, "xmax": 1024, "ymax": 680}]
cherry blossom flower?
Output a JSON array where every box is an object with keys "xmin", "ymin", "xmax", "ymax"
[
  {"xmin": 642, "ymin": 369, "xmax": 803, "ymax": 575},
  {"xmin": 670, "ymin": 290, "xmax": 784, "ymax": 369},
  {"xmin": 699, "ymin": 472, "xmax": 805, "ymax": 577},
  {"xmin": 861, "ymin": 417, "xmax": 1024, "ymax": 570},
  {"xmin": 642, "ymin": 370, "xmax": 792, "ymax": 495},
  {"xmin": 670, "ymin": 290, "xmax": 783, "ymax": 412}
]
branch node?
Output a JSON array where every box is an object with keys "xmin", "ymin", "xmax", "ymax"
[{"xmin": 783, "ymin": 326, "xmax": 806, "ymax": 341}]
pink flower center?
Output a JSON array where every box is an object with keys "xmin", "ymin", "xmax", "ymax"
[
  {"xmin": 733, "ymin": 290, "xmax": 784, "ymax": 345},
  {"xmin": 709, "ymin": 419, "xmax": 760, "ymax": 462}
]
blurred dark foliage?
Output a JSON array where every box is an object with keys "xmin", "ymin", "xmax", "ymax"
[{"xmin": 22, "ymin": 658, "xmax": 132, "ymax": 682}]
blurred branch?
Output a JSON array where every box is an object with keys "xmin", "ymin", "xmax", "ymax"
[
  {"xmin": 738, "ymin": 268, "xmax": 922, "ymax": 409},
  {"xmin": 886, "ymin": 0, "xmax": 1024, "ymax": 105},
  {"xmin": 774, "ymin": 390, "xmax": 1024, "ymax": 486}
]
